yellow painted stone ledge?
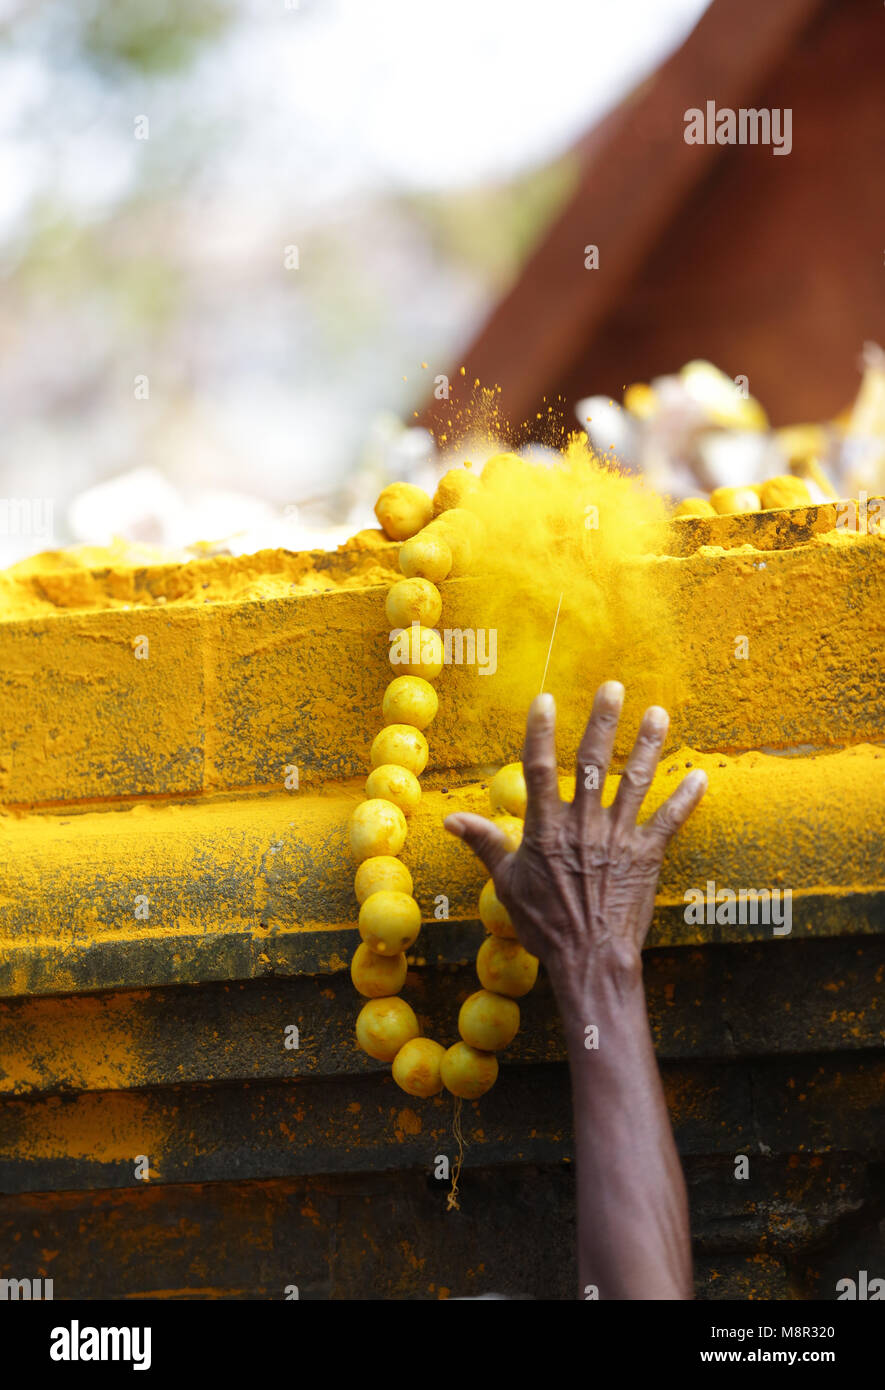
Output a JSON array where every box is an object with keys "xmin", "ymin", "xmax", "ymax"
[
  {"xmin": 0, "ymin": 745, "xmax": 882, "ymax": 998},
  {"xmin": 0, "ymin": 533, "xmax": 882, "ymax": 807}
]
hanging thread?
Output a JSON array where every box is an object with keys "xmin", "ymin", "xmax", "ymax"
[
  {"xmin": 539, "ymin": 591, "xmax": 564, "ymax": 694},
  {"xmin": 446, "ymin": 1096, "xmax": 466, "ymax": 1212}
]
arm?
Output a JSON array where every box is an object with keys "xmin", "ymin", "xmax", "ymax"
[{"xmin": 444, "ymin": 681, "xmax": 707, "ymax": 1300}]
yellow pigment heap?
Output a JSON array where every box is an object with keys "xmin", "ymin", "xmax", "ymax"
[{"xmin": 0, "ymin": 533, "xmax": 400, "ymax": 621}]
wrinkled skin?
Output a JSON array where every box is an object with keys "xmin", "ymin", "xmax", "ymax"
[
  {"xmin": 445, "ymin": 682, "xmax": 707, "ymax": 1301},
  {"xmin": 445, "ymin": 682, "xmax": 707, "ymax": 996}
]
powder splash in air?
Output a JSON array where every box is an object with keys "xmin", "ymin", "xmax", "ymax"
[{"xmin": 444, "ymin": 438, "xmax": 683, "ymax": 763}]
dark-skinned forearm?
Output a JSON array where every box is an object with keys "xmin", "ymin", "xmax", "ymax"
[
  {"xmin": 444, "ymin": 687, "xmax": 704, "ymax": 1301},
  {"xmin": 550, "ymin": 962, "xmax": 693, "ymax": 1302}
]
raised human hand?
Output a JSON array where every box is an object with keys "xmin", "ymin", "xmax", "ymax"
[{"xmin": 444, "ymin": 682, "xmax": 707, "ymax": 994}]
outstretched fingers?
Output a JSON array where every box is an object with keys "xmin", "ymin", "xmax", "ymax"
[
  {"xmin": 573, "ymin": 680, "xmax": 624, "ymax": 824},
  {"xmin": 521, "ymin": 693, "xmax": 561, "ymax": 837},
  {"xmin": 611, "ymin": 705, "xmax": 670, "ymax": 830},
  {"xmin": 643, "ymin": 768, "xmax": 708, "ymax": 852},
  {"xmin": 444, "ymin": 812, "xmax": 512, "ymax": 880}
]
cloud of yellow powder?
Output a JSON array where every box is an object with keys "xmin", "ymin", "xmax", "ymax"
[{"xmin": 452, "ymin": 440, "xmax": 683, "ymax": 762}]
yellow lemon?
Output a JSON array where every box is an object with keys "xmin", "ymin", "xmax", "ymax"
[
  {"xmin": 392, "ymin": 1037, "xmax": 446, "ymax": 1097},
  {"xmin": 420, "ymin": 522, "xmax": 470, "ymax": 575},
  {"xmin": 759, "ymin": 475, "xmax": 812, "ymax": 511},
  {"xmin": 365, "ymin": 763, "xmax": 422, "ymax": 815},
  {"xmin": 389, "ymin": 625, "xmax": 444, "ymax": 681},
  {"xmin": 458, "ymin": 989, "xmax": 520, "ymax": 1051},
  {"xmin": 476, "ymin": 937, "xmax": 538, "ymax": 998},
  {"xmin": 382, "ymin": 675, "xmax": 439, "ymax": 730},
  {"xmin": 354, "ymin": 855, "xmax": 413, "ymax": 904},
  {"xmin": 356, "ymin": 996, "xmax": 420, "ymax": 1061},
  {"xmin": 432, "ymin": 467, "xmax": 481, "ymax": 516},
  {"xmin": 370, "ymin": 724, "xmax": 429, "ymax": 776},
  {"xmin": 489, "ymin": 763, "xmax": 527, "ymax": 818},
  {"xmin": 423, "ymin": 509, "xmax": 482, "ymax": 576},
  {"xmin": 399, "ymin": 533, "xmax": 452, "ymax": 583},
  {"xmin": 348, "ymin": 799, "xmax": 407, "ymax": 861},
  {"xmin": 673, "ymin": 497, "xmax": 716, "ymax": 518},
  {"xmin": 493, "ymin": 815, "xmax": 523, "ymax": 850},
  {"xmin": 710, "ymin": 486, "xmax": 761, "ymax": 515},
  {"xmin": 358, "ymin": 889, "xmax": 422, "ymax": 954},
  {"xmin": 374, "ymin": 483, "xmax": 433, "ymax": 541},
  {"xmin": 479, "ymin": 878, "xmax": 516, "ymax": 938},
  {"xmin": 350, "ymin": 941, "xmax": 408, "ymax": 998},
  {"xmin": 385, "ymin": 577, "xmax": 442, "ymax": 629},
  {"xmin": 440, "ymin": 1041, "xmax": 499, "ymax": 1099}
]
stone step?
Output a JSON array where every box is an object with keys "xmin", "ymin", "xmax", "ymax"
[
  {"xmin": 1, "ymin": 525, "xmax": 882, "ymax": 807},
  {"xmin": 1, "ymin": 937, "xmax": 882, "ymax": 1097},
  {"xmin": 0, "ymin": 1053, "xmax": 882, "ymax": 1196},
  {"xmin": 1, "ymin": 751, "xmax": 883, "ymax": 998}
]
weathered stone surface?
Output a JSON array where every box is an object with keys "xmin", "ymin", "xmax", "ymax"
[
  {"xmin": 2, "ymin": 938, "xmax": 883, "ymax": 1096},
  {"xmin": 2, "ymin": 762, "xmax": 882, "ymax": 998},
  {"xmin": 693, "ymin": 1252, "xmax": 793, "ymax": 1300},
  {"xmin": 683, "ymin": 1154, "xmax": 874, "ymax": 1255},
  {"xmin": 0, "ymin": 1055, "xmax": 881, "ymax": 1196},
  {"xmin": 0, "ymin": 1159, "xmax": 878, "ymax": 1300},
  {"xmin": 1, "ymin": 530, "xmax": 882, "ymax": 805}
]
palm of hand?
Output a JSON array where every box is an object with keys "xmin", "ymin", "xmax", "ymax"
[{"xmin": 445, "ymin": 683, "xmax": 707, "ymax": 988}]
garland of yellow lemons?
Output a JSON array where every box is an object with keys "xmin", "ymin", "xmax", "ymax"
[{"xmin": 347, "ymin": 462, "xmax": 540, "ymax": 1101}]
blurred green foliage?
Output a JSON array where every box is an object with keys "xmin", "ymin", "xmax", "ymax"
[{"xmin": 81, "ymin": 0, "xmax": 235, "ymax": 75}]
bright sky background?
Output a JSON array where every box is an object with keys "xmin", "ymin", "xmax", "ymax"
[
  {"xmin": 0, "ymin": 0, "xmax": 710, "ymax": 237},
  {"xmin": 0, "ymin": 0, "xmax": 711, "ymax": 560}
]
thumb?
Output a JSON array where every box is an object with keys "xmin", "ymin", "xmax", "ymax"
[{"xmin": 444, "ymin": 812, "xmax": 511, "ymax": 880}]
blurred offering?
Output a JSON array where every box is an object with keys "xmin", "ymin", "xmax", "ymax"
[{"xmin": 577, "ymin": 346, "xmax": 885, "ymax": 512}]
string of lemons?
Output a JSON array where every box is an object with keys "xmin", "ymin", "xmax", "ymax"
[{"xmin": 347, "ymin": 462, "xmax": 540, "ymax": 1100}]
